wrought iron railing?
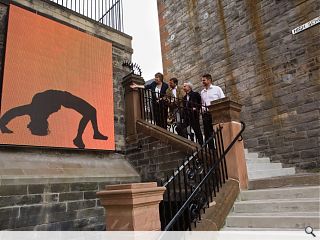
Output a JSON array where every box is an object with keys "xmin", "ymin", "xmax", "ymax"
[
  {"xmin": 139, "ymin": 89, "xmax": 212, "ymax": 146},
  {"xmin": 161, "ymin": 122, "xmax": 245, "ymax": 231},
  {"xmin": 137, "ymin": 88, "xmax": 245, "ymax": 230},
  {"xmin": 47, "ymin": 0, "xmax": 124, "ymax": 32}
]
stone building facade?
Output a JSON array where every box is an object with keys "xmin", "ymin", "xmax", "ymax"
[
  {"xmin": 0, "ymin": 0, "xmax": 140, "ymax": 230},
  {"xmin": 157, "ymin": 0, "xmax": 319, "ymax": 170}
]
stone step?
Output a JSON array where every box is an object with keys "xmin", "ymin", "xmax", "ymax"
[
  {"xmin": 225, "ymin": 213, "xmax": 320, "ymax": 229},
  {"xmin": 233, "ymin": 198, "xmax": 320, "ymax": 213},
  {"xmin": 248, "ymin": 168, "xmax": 295, "ymax": 180},
  {"xmin": 245, "ymin": 157, "xmax": 270, "ymax": 164},
  {"xmin": 246, "ymin": 163, "xmax": 283, "ymax": 171},
  {"xmin": 245, "ymin": 152, "xmax": 259, "ymax": 158},
  {"xmin": 240, "ymin": 186, "xmax": 320, "ymax": 201},
  {"xmin": 248, "ymin": 174, "xmax": 320, "ymax": 190}
]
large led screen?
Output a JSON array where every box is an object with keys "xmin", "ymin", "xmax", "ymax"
[{"xmin": 0, "ymin": 5, "xmax": 115, "ymax": 150}]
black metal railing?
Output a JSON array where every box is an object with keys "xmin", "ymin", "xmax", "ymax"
[
  {"xmin": 47, "ymin": 0, "xmax": 124, "ymax": 31},
  {"xmin": 160, "ymin": 122, "xmax": 245, "ymax": 231},
  {"xmin": 139, "ymin": 89, "xmax": 211, "ymax": 146}
]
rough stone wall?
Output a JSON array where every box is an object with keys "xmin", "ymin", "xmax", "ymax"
[
  {"xmin": 126, "ymin": 133, "xmax": 187, "ymax": 182},
  {"xmin": 157, "ymin": 0, "xmax": 320, "ymax": 169},
  {"xmin": 0, "ymin": 181, "xmax": 118, "ymax": 230}
]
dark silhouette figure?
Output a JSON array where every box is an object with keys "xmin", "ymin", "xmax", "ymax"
[{"xmin": 0, "ymin": 90, "xmax": 108, "ymax": 149}]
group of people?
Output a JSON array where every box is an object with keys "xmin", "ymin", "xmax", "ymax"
[{"xmin": 131, "ymin": 73, "xmax": 225, "ymax": 146}]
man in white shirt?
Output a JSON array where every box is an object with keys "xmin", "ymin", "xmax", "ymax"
[{"xmin": 200, "ymin": 74, "xmax": 225, "ymax": 148}]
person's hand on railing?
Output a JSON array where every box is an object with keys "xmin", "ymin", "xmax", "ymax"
[{"xmin": 130, "ymin": 82, "xmax": 144, "ymax": 89}]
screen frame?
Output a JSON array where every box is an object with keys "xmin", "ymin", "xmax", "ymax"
[{"xmin": 0, "ymin": 3, "xmax": 117, "ymax": 152}]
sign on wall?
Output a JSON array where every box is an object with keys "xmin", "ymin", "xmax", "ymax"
[
  {"xmin": 291, "ymin": 16, "xmax": 320, "ymax": 34},
  {"xmin": 0, "ymin": 5, "xmax": 115, "ymax": 150}
]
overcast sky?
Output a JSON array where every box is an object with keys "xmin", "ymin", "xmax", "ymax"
[{"xmin": 122, "ymin": 0, "xmax": 163, "ymax": 81}]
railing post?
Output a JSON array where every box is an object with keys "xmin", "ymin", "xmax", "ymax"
[
  {"xmin": 208, "ymin": 97, "xmax": 248, "ymax": 190},
  {"xmin": 97, "ymin": 182, "xmax": 166, "ymax": 231},
  {"xmin": 122, "ymin": 73, "xmax": 145, "ymax": 142}
]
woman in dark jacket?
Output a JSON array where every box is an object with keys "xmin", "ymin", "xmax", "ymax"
[{"xmin": 131, "ymin": 72, "xmax": 168, "ymax": 129}]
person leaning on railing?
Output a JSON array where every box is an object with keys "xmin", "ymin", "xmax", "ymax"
[
  {"xmin": 165, "ymin": 77, "xmax": 185, "ymax": 126},
  {"xmin": 130, "ymin": 72, "xmax": 168, "ymax": 129}
]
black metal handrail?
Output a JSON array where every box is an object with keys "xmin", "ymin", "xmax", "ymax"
[
  {"xmin": 46, "ymin": 0, "xmax": 124, "ymax": 32},
  {"xmin": 161, "ymin": 122, "xmax": 245, "ymax": 231}
]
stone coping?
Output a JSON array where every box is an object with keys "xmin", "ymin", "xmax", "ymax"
[
  {"xmin": 0, "ymin": 176, "xmax": 140, "ymax": 186},
  {"xmin": 136, "ymin": 120, "xmax": 199, "ymax": 154}
]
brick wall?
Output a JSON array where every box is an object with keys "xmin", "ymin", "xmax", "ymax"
[{"xmin": 157, "ymin": 0, "xmax": 319, "ymax": 170}]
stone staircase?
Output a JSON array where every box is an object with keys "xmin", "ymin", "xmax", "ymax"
[
  {"xmin": 245, "ymin": 149, "xmax": 296, "ymax": 180},
  {"xmin": 223, "ymin": 149, "xmax": 320, "ymax": 231},
  {"xmin": 224, "ymin": 185, "xmax": 320, "ymax": 230}
]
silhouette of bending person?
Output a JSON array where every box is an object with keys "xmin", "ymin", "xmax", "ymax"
[{"xmin": 0, "ymin": 90, "xmax": 108, "ymax": 149}]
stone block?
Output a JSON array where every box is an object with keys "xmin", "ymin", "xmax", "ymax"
[
  {"xmin": 45, "ymin": 211, "xmax": 77, "ymax": 224},
  {"xmin": 20, "ymin": 203, "xmax": 66, "ymax": 217},
  {"xmin": 0, "ymin": 219, "xmax": 11, "ymax": 230},
  {"xmin": 67, "ymin": 200, "xmax": 96, "ymax": 211},
  {"xmin": 293, "ymin": 137, "xmax": 318, "ymax": 151},
  {"xmin": 59, "ymin": 192, "xmax": 83, "ymax": 202},
  {"xmin": 42, "ymin": 193, "xmax": 59, "ymax": 203},
  {"xmin": 298, "ymin": 161, "xmax": 318, "ymax": 169},
  {"xmin": 84, "ymin": 191, "xmax": 98, "ymax": 200},
  {"xmin": 301, "ymin": 150, "xmax": 319, "ymax": 159},
  {"xmin": 0, "ymin": 185, "xmax": 28, "ymax": 196},
  {"xmin": 49, "ymin": 183, "xmax": 70, "ymax": 193},
  {"xmin": 70, "ymin": 182, "xmax": 98, "ymax": 191},
  {"xmin": 13, "ymin": 214, "xmax": 44, "ymax": 228},
  {"xmin": 0, "ymin": 194, "xmax": 42, "ymax": 207},
  {"xmin": 28, "ymin": 184, "xmax": 46, "ymax": 194},
  {"xmin": 0, "ymin": 207, "xmax": 19, "ymax": 220}
]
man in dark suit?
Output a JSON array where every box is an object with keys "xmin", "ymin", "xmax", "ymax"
[
  {"xmin": 131, "ymin": 72, "xmax": 169, "ymax": 129},
  {"xmin": 177, "ymin": 82, "xmax": 203, "ymax": 145}
]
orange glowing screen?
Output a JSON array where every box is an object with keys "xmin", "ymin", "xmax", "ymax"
[{"xmin": 0, "ymin": 5, "xmax": 115, "ymax": 150}]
